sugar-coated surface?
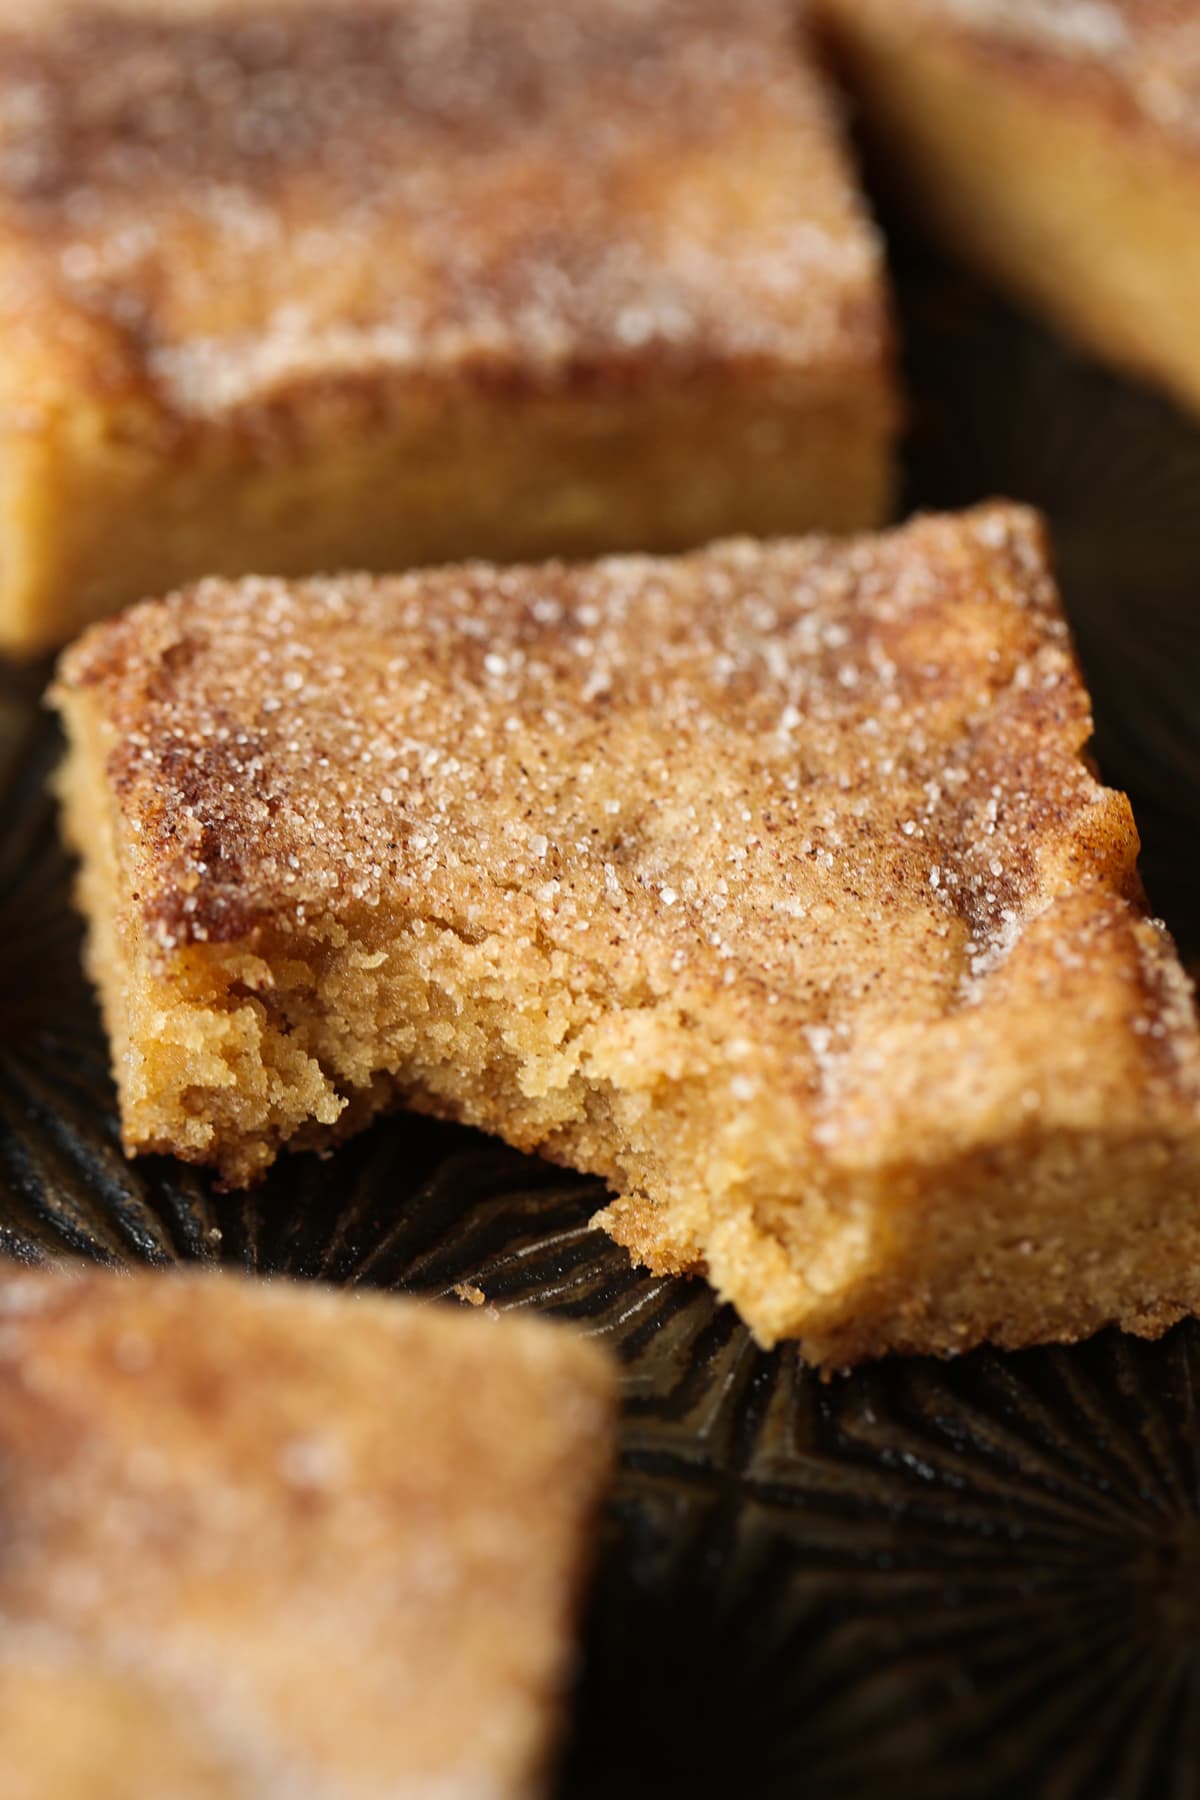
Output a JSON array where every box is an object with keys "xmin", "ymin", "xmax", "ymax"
[
  {"xmin": 931, "ymin": 0, "xmax": 1200, "ymax": 138},
  {"xmin": 0, "ymin": 0, "xmax": 886, "ymax": 415},
  {"xmin": 0, "ymin": 1267, "xmax": 614, "ymax": 1798},
  {"xmin": 59, "ymin": 504, "xmax": 1146, "ymax": 989}
]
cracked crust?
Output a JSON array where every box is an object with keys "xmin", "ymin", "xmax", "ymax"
[
  {"xmin": 0, "ymin": 1265, "xmax": 615, "ymax": 1799},
  {"xmin": 0, "ymin": 0, "xmax": 896, "ymax": 652},
  {"xmin": 819, "ymin": 0, "xmax": 1200, "ymax": 414},
  {"xmin": 53, "ymin": 503, "xmax": 1200, "ymax": 1364}
]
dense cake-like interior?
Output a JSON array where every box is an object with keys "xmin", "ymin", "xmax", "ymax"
[
  {"xmin": 0, "ymin": 1267, "xmax": 614, "ymax": 1798},
  {"xmin": 819, "ymin": 0, "xmax": 1200, "ymax": 415},
  {"xmin": 54, "ymin": 504, "xmax": 1200, "ymax": 1365},
  {"xmin": 0, "ymin": 0, "xmax": 895, "ymax": 654}
]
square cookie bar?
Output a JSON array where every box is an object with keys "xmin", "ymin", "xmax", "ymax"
[
  {"xmin": 819, "ymin": 0, "xmax": 1200, "ymax": 413},
  {"xmin": 54, "ymin": 505, "xmax": 1200, "ymax": 1366},
  {"xmin": 0, "ymin": 0, "xmax": 895, "ymax": 653},
  {"xmin": 0, "ymin": 1267, "xmax": 614, "ymax": 1798}
]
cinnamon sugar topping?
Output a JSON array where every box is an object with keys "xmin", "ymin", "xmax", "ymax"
[
  {"xmin": 935, "ymin": 0, "xmax": 1200, "ymax": 139},
  {"xmin": 0, "ymin": 0, "xmax": 887, "ymax": 413}
]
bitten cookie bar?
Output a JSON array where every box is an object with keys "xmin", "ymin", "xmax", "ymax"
[
  {"xmin": 54, "ymin": 505, "xmax": 1200, "ymax": 1366},
  {"xmin": 0, "ymin": 1267, "xmax": 614, "ymax": 1799},
  {"xmin": 819, "ymin": 0, "xmax": 1200, "ymax": 414},
  {"xmin": 0, "ymin": 0, "xmax": 896, "ymax": 656}
]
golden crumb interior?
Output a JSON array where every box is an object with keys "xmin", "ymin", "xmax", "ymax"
[{"xmin": 60, "ymin": 693, "xmax": 349, "ymax": 1177}]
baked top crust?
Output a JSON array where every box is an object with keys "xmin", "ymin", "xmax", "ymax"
[
  {"xmin": 0, "ymin": 1266, "xmax": 614, "ymax": 1797},
  {"xmin": 859, "ymin": 0, "xmax": 1200, "ymax": 145},
  {"xmin": 55, "ymin": 501, "xmax": 1150, "ymax": 970},
  {"xmin": 0, "ymin": 0, "xmax": 888, "ymax": 423}
]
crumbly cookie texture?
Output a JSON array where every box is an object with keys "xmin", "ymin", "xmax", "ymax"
[
  {"xmin": 818, "ymin": 0, "xmax": 1200, "ymax": 415},
  {"xmin": 0, "ymin": 0, "xmax": 895, "ymax": 654},
  {"xmin": 0, "ymin": 1266, "xmax": 614, "ymax": 1799},
  {"xmin": 54, "ymin": 503, "xmax": 1200, "ymax": 1366}
]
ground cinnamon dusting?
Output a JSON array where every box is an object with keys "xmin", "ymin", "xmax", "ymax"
[
  {"xmin": 0, "ymin": 1266, "xmax": 614, "ymax": 1796},
  {"xmin": 0, "ymin": 0, "xmax": 886, "ymax": 409}
]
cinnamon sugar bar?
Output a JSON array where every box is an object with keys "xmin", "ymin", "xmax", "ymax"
[
  {"xmin": 53, "ymin": 504, "xmax": 1200, "ymax": 1365},
  {"xmin": 0, "ymin": 0, "xmax": 895, "ymax": 654},
  {"xmin": 0, "ymin": 1266, "xmax": 614, "ymax": 1797}
]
